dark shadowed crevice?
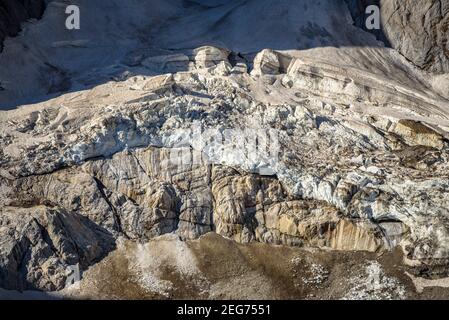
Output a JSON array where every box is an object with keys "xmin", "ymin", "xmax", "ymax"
[{"xmin": 344, "ymin": 0, "xmax": 391, "ymax": 47}]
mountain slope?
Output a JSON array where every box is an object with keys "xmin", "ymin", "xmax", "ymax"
[{"xmin": 0, "ymin": 0, "xmax": 449, "ymax": 296}]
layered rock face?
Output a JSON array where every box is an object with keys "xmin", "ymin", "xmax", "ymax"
[
  {"xmin": 381, "ymin": 0, "xmax": 449, "ymax": 74},
  {"xmin": 346, "ymin": 0, "xmax": 449, "ymax": 74},
  {"xmin": 0, "ymin": 0, "xmax": 47, "ymax": 51},
  {"xmin": 0, "ymin": 0, "xmax": 448, "ymax": 294},
  {"xmin": 1, "ymin": 45, "xmax": 449, "ymax": 290},
  {"xmin": 0, "ymin": 206, "xmax": 114, "ymax": 291}
]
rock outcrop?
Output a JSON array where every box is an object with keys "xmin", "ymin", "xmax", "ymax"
[
  {"xmin": 0, "ymin": 206, "xmax": 114, "ymax": 291},
  {"xmin": 381, "ymin": 0, "xmax": 449, "ymax": 74},
  {"xmin": 346, "ymin": 0, "xmax": 449, "ymax": 74},
  {"xmin": 0, "ymin": 0, "xmax": 46, "ymax": 52},
  {"xmin": 1, "ymin": 44, "xmax": 448, "ymax": 290}
]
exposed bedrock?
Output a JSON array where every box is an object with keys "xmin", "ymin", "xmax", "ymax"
[
  {"xmin": 0, "ymin": 148, "xmax": 393, "ymax": 290},
  {"xmin": 346, "ymin": 0, "xmax": 449, "ymax": 74},
  {"xmin": 1, "ymin": 45, "xmax": 449, "ymax": 291},
  {"xmin": 0, "ymin": 0, "xmax": 47, "ymax": 51}
]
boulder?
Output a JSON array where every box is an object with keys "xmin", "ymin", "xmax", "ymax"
[{"xmin": 193, "ymin": 46, "xmax": 230, "ymax": 69}]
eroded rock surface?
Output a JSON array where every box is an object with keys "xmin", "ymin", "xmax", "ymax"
[
  {"xmin": 1, "ymin": 0, "xmax": 449, "ymax": 294},
  {"xmin": 1, "ymin": 43, "xmax": 449, "ymax": 290},
  {"xmin": 0, "ymin": 0, "xmax": 46, "ymax": 51}
]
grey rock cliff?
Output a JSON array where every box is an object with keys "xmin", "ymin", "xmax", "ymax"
[
  {"xmin": 1, "ymin": 46, "xmax": 448, "ymax": 289},
  {"xmin": 0, "ymin": 0, "xmax": 448, "ymax": 293},
  {"xmin": 346, "ymin": 0, "xmax": 449, "ymax": 74}
]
